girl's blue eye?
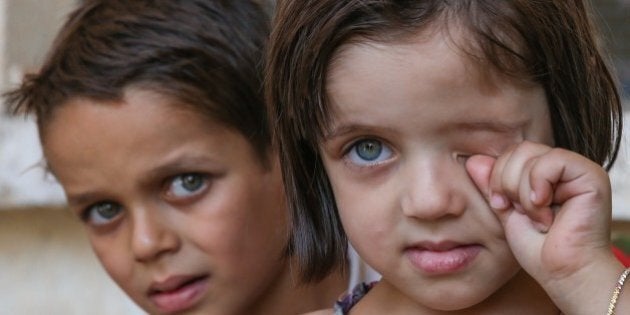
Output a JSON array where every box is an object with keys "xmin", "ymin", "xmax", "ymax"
[
  {"xmin": 456, "ymin": 154, "xmax": 471, "ymax": 165},
  {"xmin": 169, "ymin": 173, "xmax": 207, "ymax": 198},
  {"xmin": 84, "ymin": 202, "xmax": 122, "ymax": 226},
  {"xmin": 347, "ymin": 139, "xmax": 393, "ymax": 166}
]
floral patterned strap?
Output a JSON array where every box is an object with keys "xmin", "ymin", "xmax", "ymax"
[{"xmin": 333, "ymin": 281, "xmax": 378, "ymax": 315}]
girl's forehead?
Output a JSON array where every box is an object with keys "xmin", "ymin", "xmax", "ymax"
[
  {"xmin": 322, "ymin": 26, "xmax": 549, "ymax": 139},
  {"xmin": 330, "ymin": 14, "xmax": 531, "ymax": 85},
  {"xmin": 328, "ymin": 25, "xmax": 525, "ymax": 94}
]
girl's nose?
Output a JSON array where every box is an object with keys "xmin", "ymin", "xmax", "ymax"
[
  {"xmin": 131, "ymin": 206, "xmax": 180, "ymax": 263},
  {"xmin": 401, "ymin": 158, "xmax": 466, "ymax": 220}
]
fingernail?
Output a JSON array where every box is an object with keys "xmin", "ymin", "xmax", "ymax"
[
  {"xmin": 533, "ymin": 221, "xmax": 550, "ymax": 233},
  {"xmin": 530, "ymin": 191, "xmax": 540, "ymax": 205},
  {"xmin": 490, "ymin": 193, "xmax": 508, "ymax": 209}
]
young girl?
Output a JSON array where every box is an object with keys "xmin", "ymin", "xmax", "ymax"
[
  {"xmin": 4, "ymin": 0, "xmax": 373, "ymax": 314},
  {"xmin": 265, "ymin": 0, "xmax": 628, "ymax": 314}
]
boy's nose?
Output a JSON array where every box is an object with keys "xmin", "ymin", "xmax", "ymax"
[
  {"xmin": 401, "ymin": 158, "xmax": 465, "ymax": 220},
  {"xmin": 131, "ymin": 206, "xmax": 180, "ymax": 262}
]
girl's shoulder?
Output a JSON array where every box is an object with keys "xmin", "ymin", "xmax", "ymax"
[
  {"xmin": 334, "ymin": 281, "xmax": 378, "ymax": 315},
  {"xmin": 302, "ymin": 309, "xmax": 334, "ymax": 315}
]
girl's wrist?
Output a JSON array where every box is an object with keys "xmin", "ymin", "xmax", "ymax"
[
  {"xmin": 546, "ymin": 252, "xmax": 625, "ymax": 315},
  {"xmin": 606, "ymin": 267, "xmax": 630, "ymax": 315}
]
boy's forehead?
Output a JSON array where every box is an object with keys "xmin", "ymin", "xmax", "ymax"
[{"xmin": 43, "ymin": 88, "xmax": 268, "ymax": 169}]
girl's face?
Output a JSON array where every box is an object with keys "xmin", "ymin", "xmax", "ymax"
[
  {"xmin": 43, "ymin": 89, "xmax": 290, "ymax": 315},
  {"xmin": 321, "ymin": 31, "xmax": 554, "ymax": 311}
]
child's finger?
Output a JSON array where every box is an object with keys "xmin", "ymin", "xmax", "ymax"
[
  {"xmin": 470, "ymin": 152, "xmax": 554, "ymax": 233},
  {"xmin": 488, "ymin": 141, "xmax": 552, "ymax": 205},
  {"xmin": 484, "ymin": 146, "xmax": 513, "ymax": 210},
  {"xmin": 527, "ymin": 147, "xmax": 610, "ymax": 217},
  {"xmin": 465, "ymin": 154, "xmax": 515, "ymax": 212},
  {"xmin": 465, "ymin": 154, "xmax": 495, "ymax": 199},
  {"xmin": 480, "ymin": 141, "xmax": 556, "ymax": 232},
  {"xmin": 515, "ymin": 156, "xmax": 555, "ymax": 232}
]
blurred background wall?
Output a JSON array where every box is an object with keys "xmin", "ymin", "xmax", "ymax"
[{"xmin": 0, "ymin": 0, "xmax": 628, "ymax": 314}]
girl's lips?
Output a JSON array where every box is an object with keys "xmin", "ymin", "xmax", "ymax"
[
  {"xmin": 405, "ymin": 242, "xmax": 482, "ymax": 275},
  {"xmin": 148, "ymin": 275, "xmax": 209, "ymax": 314}
]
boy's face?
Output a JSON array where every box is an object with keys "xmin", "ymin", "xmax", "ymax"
[
  {"xmin": 320, "ymin": 31, "xmax": 554, "ymax": 311},
  {"xmin": 43, "ymin": 89, "xmax": 289, "ymax": 315}
]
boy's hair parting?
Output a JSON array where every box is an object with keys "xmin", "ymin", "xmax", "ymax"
[
  {"xmin": 265, "ymin": 0, "xmax": 622, "ymax": 282},
  {"xmin": 5, "ymin": 0, "xmax": 273, "ymax": 160}
]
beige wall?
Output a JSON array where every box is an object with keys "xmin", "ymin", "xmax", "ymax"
[
  {"xmin": 2, "ymin": 0, "xmax": 77, "ymax": 90},
  {"xmin": 0, "ymin": 208, "xmax": 144, "ymax": 314}
]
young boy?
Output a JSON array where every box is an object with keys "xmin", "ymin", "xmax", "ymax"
[{"xmin": 5, "ymin": 0, "xmax": 353, "ymax": 314}]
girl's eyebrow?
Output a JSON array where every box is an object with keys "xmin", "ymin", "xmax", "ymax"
[
  {"xmin": 324, "ymin": 123, "xmax": 397, "ymax": 140},
  {"xmin": 324, "ymin": 120, "xmax": 524, "ymax": 140},
  {"xmin": 447, "ymin": 120, "xmax": 526, "ymax": 134}
]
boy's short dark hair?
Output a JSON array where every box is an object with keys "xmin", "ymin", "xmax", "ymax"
[
  {"xmin": 6, "ymin": 0, "xmax": 272, "ymax": 160},
  {"xmin": 265, "ymin": 0, "xmax": 623, "ymax": 282}
]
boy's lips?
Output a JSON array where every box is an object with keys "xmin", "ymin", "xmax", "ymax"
[
  {"xmin": 405, "ymin": 241, "xmax": 482, "ymax": 275},
  {"xmin": 148, "ymin": 274, "xmax": 209, "ymax": 314}
]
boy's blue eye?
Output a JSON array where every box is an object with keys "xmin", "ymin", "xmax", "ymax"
[
  {"xmin": 169, "ymin": 173, "xmax": 207, "ymax": 198},
  {"xmin": 84, "ymin": 202, "xmax": 122, "ymax": 226},
  {"xmin": 347, "ymin": 139, "xmax": 393, "ymax": 166}
]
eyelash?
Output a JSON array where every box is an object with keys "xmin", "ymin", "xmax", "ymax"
[
  {"xmin": 79, "ymin": 173, "xmax": 209, "ymax": 227},
  {"xmin": 163, "ymin": 173, "xmax": 209, "ymax": 202},
  {"xmin": 455, "ymin": 153, "xmax": 472, "ymax": 164},
  {"xmin": 80, "ymin": 201, "xmax": 123, "ymax": 227},
  {"xmin": 343, "ymin": 138, "xmax": 395, "ymax": 167}
]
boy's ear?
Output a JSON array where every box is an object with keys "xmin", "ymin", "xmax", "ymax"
[{"xmin": 465, "ymin": 155, "xmax": 495, "ymax": 199}]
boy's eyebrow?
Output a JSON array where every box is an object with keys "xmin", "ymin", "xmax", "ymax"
[
  {"xmin": 141, "ymin": 155, "xmax": 217, "ymax": 185},
  {"xmin": 66, "ymin": 155, "xmax": 219, "ymax": 207},
  {"xmin": 66, "ymin": 191, "xmax": 104, "ymax": 208}
]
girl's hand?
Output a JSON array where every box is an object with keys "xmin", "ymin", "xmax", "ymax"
[{"xmin": 465, "ymin": 141, "xmax": 624, "ymax": 315}]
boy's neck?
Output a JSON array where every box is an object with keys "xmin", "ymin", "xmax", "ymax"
[
  {"xmin": 244, "ymin": 259, "xmax": 348, "ymax": 315},
  {"xmin": 354, "ymin": 269, "xmax": 559, "ymax": 314}
]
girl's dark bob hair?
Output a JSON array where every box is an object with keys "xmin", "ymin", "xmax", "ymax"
[{"xmin": 265, "ymin": 0, "xmax": 622, "ymax": 282}]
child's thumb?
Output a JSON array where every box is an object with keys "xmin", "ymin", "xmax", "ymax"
[{"xmin": 465, "ymin": 155, "xmax": 495, "ymax": 200}]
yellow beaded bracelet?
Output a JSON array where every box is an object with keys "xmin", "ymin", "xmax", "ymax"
[{"xmin": 607, "ymin": 267, "xmax": 630, "ymax": 315}]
